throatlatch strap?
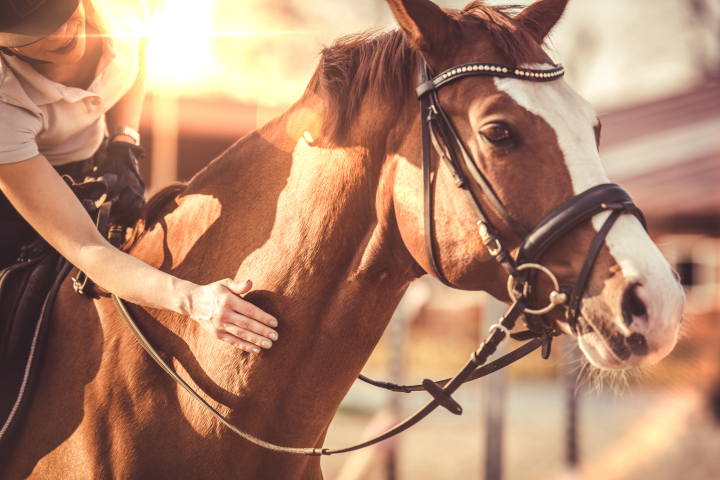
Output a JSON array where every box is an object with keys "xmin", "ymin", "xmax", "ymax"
[{"xmin": 419, "ymin": 59, "xmax": 454, "ymax": 287}]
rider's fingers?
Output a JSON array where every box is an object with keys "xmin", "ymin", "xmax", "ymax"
[
  {"xmin": 219, "ymin": 280, "xmax": 278, "ymax": 328},
  {"xmin": 224, "ymin": 312, "xmax": 278, "ymax": 342},
  {"xmin": 234, "ymin": 300, "xmax": 279, "ymax": 331},
  {"xmin": 224, "ymin": 323, "xmax": 274, "ymax": 350},
  {"xmin": 220, "ymin": 278, "xmax": 252, "ymax": 296},
  {"xmin": 215, "ymin": 332, "xmax": 262, "ymax": 353}
]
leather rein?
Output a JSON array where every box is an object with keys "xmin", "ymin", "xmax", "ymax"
[{"xmin": 110, "ymin": 55, "xmax": 646, "ymax": 456}]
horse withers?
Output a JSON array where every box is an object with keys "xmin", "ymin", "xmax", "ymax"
[{"xmin": 4, "ymin": 0, "xmax": 684, "ymax": 478}]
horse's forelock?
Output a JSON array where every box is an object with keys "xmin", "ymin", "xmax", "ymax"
[{"xmin": 458, "ymin": 1, "xmax": 548, "ymax": 64}]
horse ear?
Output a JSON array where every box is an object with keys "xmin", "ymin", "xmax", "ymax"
[
  {"xmin": 515, "ymin": 0, "xmax": 570, "ymax": 43},
  {"xmin": 386, "ymin": 0, "xmax": 458, "ymax": 54}
]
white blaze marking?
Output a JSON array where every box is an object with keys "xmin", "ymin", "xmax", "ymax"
[
  {"xmin": 494, "ymin": 66, "xmax": 607, "ymax": 195},
  {"xmin": 494, "ymin": 68, "xmax": 681, "ymax": 342}
]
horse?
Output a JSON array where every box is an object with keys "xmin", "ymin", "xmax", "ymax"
[{"xmin": 4, "ymin": 0, "xmax": 685, "ymax": 478}]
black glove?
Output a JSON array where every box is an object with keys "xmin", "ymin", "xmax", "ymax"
[{"xmin": 84, "ymin": 141, "xmax": 146, "ymax": 214}]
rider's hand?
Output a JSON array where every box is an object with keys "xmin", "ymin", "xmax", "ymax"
[
  {"xmin": 187, "ymin": 279, "xmax": 278, "ymax": 353},
  {"xmin": 85, "ymin": 141, "xmax": 146, "ymax": 214}
]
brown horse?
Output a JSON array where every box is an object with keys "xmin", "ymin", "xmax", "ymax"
[{"xmin": 5, "ymin": 0, "xmax": 685, "ymax": 478}]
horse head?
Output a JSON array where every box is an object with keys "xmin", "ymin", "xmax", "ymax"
[{"xmin": 387, "ymin": 0, "xmax": 685, "ymax": 370}]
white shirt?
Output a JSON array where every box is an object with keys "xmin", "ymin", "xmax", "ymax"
[{"xmin": 0, "ymin": 0, "xmax": 156, "ymax": 166}]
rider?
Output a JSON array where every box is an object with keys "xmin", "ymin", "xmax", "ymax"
[{"xmin": 0, "ymin": 0, "xmax": 279, "ymax": 354}]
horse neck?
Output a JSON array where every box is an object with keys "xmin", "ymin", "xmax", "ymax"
[
  {"xmin": 173, "ymin": 94, "xmax": 414, "ymax": 291},
  {"xmin": 138, "ymin": 90, "xmax": 422, "ymax": 397}
]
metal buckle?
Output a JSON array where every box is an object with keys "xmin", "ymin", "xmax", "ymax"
[
  {"xmin": 477, "ymin": 221, "xmax": 502, "ymax": 256},
  {"xmin": 488, "ymin": 322, "xmax": 511, "ymax": 339},
  {"xmin": 507, "ymin": 263, "xmax": 568, "ymax": 315}
]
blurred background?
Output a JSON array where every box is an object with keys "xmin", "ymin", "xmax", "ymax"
[{"xmin": 131, "ymin": 0, "xmax": 720, "ymax": 478}]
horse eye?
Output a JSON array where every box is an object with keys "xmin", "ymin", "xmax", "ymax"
[{"xmin": 480, "ymin": 125, "xmax": 512, "ymax": 144}]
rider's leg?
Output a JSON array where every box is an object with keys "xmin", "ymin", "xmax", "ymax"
[{"xmin": 0, "ymin": 192, "xmax": 38, "ymax": 270}]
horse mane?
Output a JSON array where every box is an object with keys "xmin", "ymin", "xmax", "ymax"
[{"xmin": 308, "ymin": 1, "xmax": 547, "ymax": 142}]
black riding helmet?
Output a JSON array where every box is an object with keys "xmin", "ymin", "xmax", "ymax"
[{"xmin": 0, "ymin": 0, "xmax": 80, "ymax": 48}]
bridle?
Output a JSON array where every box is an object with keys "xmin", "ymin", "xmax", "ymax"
[
  {"xmin": 110, "ymin": 54, "xmax": 646, "ymax": 456},
  {"xmin": 415, "ymin": 56, "xmax": 646, "ymax": 343}
]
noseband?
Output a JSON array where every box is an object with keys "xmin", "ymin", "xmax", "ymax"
[
  {"xmin": 415, "ymin": 56, "xmax": 646, "ymax": 342},
  {"xmin": 110, "ymin": 56, "xmax": 648, "ymax": 458}
]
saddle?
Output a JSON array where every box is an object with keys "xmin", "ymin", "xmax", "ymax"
[
  {"xmin": 0, "ymin": 239, "xmax": 70, "ymax": 453},
  {"xmin": 0, "ymin": 189, "xmax": 121, "ymax": 459}
]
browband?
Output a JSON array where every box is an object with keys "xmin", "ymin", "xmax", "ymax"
[{"xmin": 417, "ymin": 62, "xmax": 565, "ymax": 98}]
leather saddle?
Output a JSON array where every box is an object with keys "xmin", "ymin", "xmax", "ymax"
[
  {"xmin": 0, "ymin": 239, "xmax": 70, "ymax": 453},
  {"xmin": 0, "ymin": 187, "xmax": 120, "ymax": 459}
]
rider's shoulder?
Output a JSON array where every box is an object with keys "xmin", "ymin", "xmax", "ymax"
[
  {"xmin": 0, "ymin": 54, "xmax": 45, "ymax": 114},
  {"xmin": 0, "ymin": 57, "xmax": 32, "ymax": 113}
]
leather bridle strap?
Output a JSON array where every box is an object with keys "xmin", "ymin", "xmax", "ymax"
[
  {"xmin": 565, "ymin": 209, "xmax": 622, "ymax": 331},
  {"xmin": 418, "ymin": 58, "xmax": 521, "ymax": 283},
  {"xmin": 517, "ymin": 183, "xmax": 646, "ymax": 265},
  {"xmin": 113, "ymin": 294, "xmax": 529, "ymax": 456},
  {"xmin": 512, "ymin": 183, "xmax": 646, "ymax": 329},
  {"xmin": 420, "ymin": 63, "xmax": 454, "ymax": 287},
  {"xmin": 358, "ymin": 334, "xmax": 543, "ymax": 392},
  {"xmin": 109, "ymin": 55, "xmax": 645, "ymax": 458},
  {"xmin": 113, "ymin": 296, "xmax": 313, "ymax": 455}
]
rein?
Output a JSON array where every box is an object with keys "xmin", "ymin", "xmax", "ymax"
[
  {"xmin": 113, "ymin": 294, "xmax": 537, "ymax": 455},
  {"xmin": 109, "ymin": 55, "xmax": 646, "ymax": 456}
]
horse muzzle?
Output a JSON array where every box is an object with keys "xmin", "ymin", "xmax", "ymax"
[{"xmin": 575, "ymin": 274, "xmax": 685, "ymax": 370}]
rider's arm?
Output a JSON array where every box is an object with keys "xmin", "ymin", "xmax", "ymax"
[
  {"xmin": 104, "ymin": 37, "xmax": 147, "ymax": 144},
  {"xmin": 0, "ymin": 155, "xmax": 278, "ymax": 353}
]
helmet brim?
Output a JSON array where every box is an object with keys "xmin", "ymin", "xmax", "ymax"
[{"xmin": 0, "ymin": 0, "xmax": 80, "ymax": 48}]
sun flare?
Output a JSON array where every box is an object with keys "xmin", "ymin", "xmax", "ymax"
[{"xmin": 141, "ymin": 0, "xmax": 217, "ymax": 92}]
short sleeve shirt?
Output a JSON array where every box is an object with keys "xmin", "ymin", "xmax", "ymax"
[{"xmin": 0, "ymin": 0, "xmax": 158, "ymax": 166}]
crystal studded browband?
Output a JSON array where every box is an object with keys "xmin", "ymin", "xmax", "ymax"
[{"xmin": 416, "ymin": 62, "xmax": 565, "ymax": 98}]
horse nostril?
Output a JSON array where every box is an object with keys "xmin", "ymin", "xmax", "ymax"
[
  {"xmin": 622, "ymin": 283, "xmax": 647, "ymax": 327},
  {"xmin": 626, "ymin": 332, "xmax": 648, "ymax": 356}
]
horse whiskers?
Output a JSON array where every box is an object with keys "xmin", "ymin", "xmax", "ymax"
[
  {"xmin": 575, "ymin": 358, "xmax": 625, "ymax": 395},
  {"xmin": 574, "ymin": 356, "xmax": 650, "ymax": 396},
  {"xmin": 675, "ymin": 306, "xmax": 698, "ymax": 342}
]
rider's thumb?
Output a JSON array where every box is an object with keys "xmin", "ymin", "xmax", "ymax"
[{"xmin": 223, "ymin": 278, "xmax": 252, "ymax": 296}]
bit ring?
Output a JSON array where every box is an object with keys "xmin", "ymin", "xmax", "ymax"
[{"xmin": 507, "ymin": 263, "xmax": 567, "ymax": 315}]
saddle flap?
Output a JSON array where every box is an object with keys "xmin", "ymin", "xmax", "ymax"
[{"xmin": 0, "ymin": 241, "xmax": 66, "ymax": 456}]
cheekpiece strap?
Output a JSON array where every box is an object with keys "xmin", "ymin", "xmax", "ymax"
[{"xmin": 417, "ymin": 62, "xmax": 565, "ymax": 98}]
